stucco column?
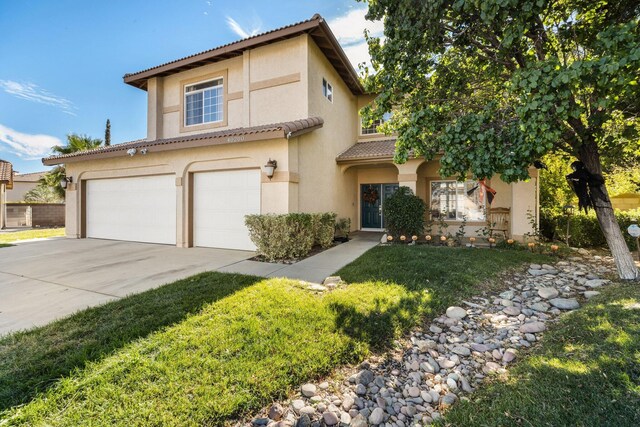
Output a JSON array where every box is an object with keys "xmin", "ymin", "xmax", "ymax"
[
  {"xmin": 0, "ymin": 183, "xmax": 5, "ymax": 229},
  {"xmin": 396, "ymin": 158, "xmax": 424, "ymax": 194},
  {"xmin": 242, "ymin": 51, "xmax": 251, "ymax": 127},
  {"xmin": 510, "ymin": 168, "xmax": 539, "ymax": 239},
  {"xmin": 147, "ymin": 77, "xmax": 164, "ymax": 140}
]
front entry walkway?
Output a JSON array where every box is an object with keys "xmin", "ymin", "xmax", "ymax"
[
  {"xmin": 218, "ymin": 232, "xmax": 382, "ymax": 283},
  {"xmin": 1, "ymin": 233, "xmax": 381, "ymax": 335}
]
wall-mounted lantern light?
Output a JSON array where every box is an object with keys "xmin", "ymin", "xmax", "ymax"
[
  {"xmin": 263, "ymin": 159, "xmax": 278, "ymax": 180},
  {"xmin": 61, "ymin": 176, "xmax": 73, "ymax": 189}
]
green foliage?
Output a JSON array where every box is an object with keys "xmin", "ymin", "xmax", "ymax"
[
  {"xmin": 441, "ymin": 283, "xmax": 640, "ymax": 426},
  {"xmin": 540, "ymin": 152, "xmax": 640, "ymax": 216},
  {"xmin": 382, "ymin": 186, "xmax": 426, "ymax": 237},
  {"xmin": 311, "ymin": 212, "xmax": 337, "ymax": 249},
  {"xmin": 42, "ymin": 133, "xmax": 104, "ymax": 198},
  {"xmin": 23, "ymin": 183, "xmax": 64, "ymax": 203},
  {"xmin": 245, "ymin": 213, "xmax": 336, "ymax": 261},
  {"xmin": 104, "ymin": 119, "xmax": 111, "ymax": 146},
  {"xmin": 245, "ymin": 213, "xmax": 315, "ymax": 261},
  {"xmin": 0, "ymin": 228, "xmax": 65, "ymax": 244},
  {"xmin": 335, "ymin": 217, "xmax": 352, "ymax": 239},
  {"xmin": 541, "ymin": 209, "xmax": 640, "ymax": 250},
  {"xmin": 361, "ymin": 0, "xmax": 640, "ymax": 276},
  {"xmin": 362, "ymin": 0, "xmax": 640, "ymax": 181}
]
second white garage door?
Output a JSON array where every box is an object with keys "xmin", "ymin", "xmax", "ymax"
[
  {"xmin": 86, "ymin": 175, "xmax": 177, "ymax": 245},
  {"xmin": 193, "ymin": 169, "xmax": 260, "ymax": 251}
]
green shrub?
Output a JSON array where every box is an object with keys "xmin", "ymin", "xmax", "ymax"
[
  {"xmin": 540, "ymin": 208, "xmax": 639, "ymax": 250},
  {"xmin": 335, "ymin": 218, "xmax": 351, "ymax": 239},
  {"xmin": 382, "ymin": 186, "xmax": 426, "ymax": 237},
  {"xmin": 311, "ymin": 212, "xmax": 337, "ymax": 249},
  {"xmin": 245, "ymin": 212, "xmax": 336, "ymax": 261}
]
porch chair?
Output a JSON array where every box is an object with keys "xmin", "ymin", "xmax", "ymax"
[{"xmin": 488, "ymin": 207, "xmax": 510, "ymax": 239}]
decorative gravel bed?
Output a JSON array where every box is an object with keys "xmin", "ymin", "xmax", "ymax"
[{"xmin": 243, "ymin": 253, "xmax": 616, "ymax": 427}]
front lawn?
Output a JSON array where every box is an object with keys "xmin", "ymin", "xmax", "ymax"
[
  {"xmin": 0, "ymin": 228, "xmax": 65, "ymax": 244},
  {"xmin": 441, "ymin": 282, "xmax": 640, "ymax": 426},
  {"xmin": 0, "ymin": 246, "xmax": 548, "ymax": 426}
]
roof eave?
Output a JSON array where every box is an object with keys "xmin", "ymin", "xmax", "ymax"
[{"xmin": 123, "ymin": 15, "xmax": 366, "ymax": 96}]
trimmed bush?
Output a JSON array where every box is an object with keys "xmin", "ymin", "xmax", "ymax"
[
  {"xmin": 312, "ymin": 212, "xmax": 337, "ymax": 249},
  {"xmin": 540, "ymin": 208, "xmax": 639, "ymax": 250},
  {"xmin": 382, "ymin": 186, "xmax": 426, "ymax": 237},
  {"xmin": 245, "ymin": 212, "xmax": 336, "ymax": 261}
]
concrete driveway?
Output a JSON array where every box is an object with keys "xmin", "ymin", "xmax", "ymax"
[{"xmin": 0, "ymin": 238, "xmax": 254, "ymax": 335}]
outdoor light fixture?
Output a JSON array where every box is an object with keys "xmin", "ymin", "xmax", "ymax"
[
  {"xmin": 263, "ymin": 158, "xmax": 277, "ymax": 179},
  {"xmin": 60, "ymin": 176, "xmax": 73, "ymax": 189}
]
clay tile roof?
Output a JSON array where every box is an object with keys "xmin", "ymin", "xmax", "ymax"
[
  {"xmin": 336, "ymin": 140, "xmax": 398, "ymax": 163},
  {"xmin": 13, "ymin": 171, "xmax": 46, "ymax": 182},
  {"xmin": 0, "ymin": 159, "xmax": 13, "ymax": 183},
  {"xmin": 42, "ymin": 117, "xmax": 324, "ymax": 166},
  {"xmin": 123, "ymin": 14, "xmax": 365, "ymax": 95}
]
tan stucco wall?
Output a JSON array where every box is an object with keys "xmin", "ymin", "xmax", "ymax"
[
  {"xmin": 294, "ymin": 37, "xmax": 360, "ymax": 228},
  {"xmin": 146, "ymin": 36, "xmax": 309, "ymax": 141},
  {"xmin": 64, "ymin": 137, "xmax": 292, "ymax": 247},
  {"xmin": 6, "ymin": 181, "xmax": 39, "ymax": 202}
]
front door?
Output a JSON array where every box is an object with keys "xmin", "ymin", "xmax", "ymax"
[{"xmin": 361, "ymin": 183, "xmax": 399, "ymax": 229}]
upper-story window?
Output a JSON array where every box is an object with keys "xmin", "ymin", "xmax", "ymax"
[
  {"xmin": 322, "ymin": 78, "xmax": 333, "ymax": 102},
  {"xmin": 361, "ymin": 112, "xmax": 392, "ymax": 135},
  {"xmin": 185, "ymin": 78, "xmax": 224, "ymax": 126}
]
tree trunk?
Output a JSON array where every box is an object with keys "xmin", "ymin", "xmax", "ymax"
[{"xmin": 579, "ymin": 140, "xmax": 638, "ymax": 280}]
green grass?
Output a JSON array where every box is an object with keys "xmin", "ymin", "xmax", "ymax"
[
  {"xmin": 440, "ymin": 282, "xmax": 640, "ymax": 427},
  {"xmin": 0, "ymin": 244, "xmax": 10, "ymax": 248},
  {"xmin": 337, "ymin": 245, "xmax": 550, "ymax": 310},
  {"xmin": 0, "ymin": 228, "xmax": 65, "ymax": 243},
  {"xmin": 0, "ymin": 246, "xmax": 547, "ymax": 426}
]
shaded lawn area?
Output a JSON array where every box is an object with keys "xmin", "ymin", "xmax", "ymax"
[
  {"xmin": 0, "ymin": 244, "xmax": 10, "ymax": 248},
  {"xmin": 337, "ymin": 245, "xmax": 550, "ymax": 311},
  {"xmin": 0, "ymin": 228, "xmax": 65, "ymax": 243},
  {"xmin": 0, "ymin": 272, "xmax": 261, "ymax": 411},
  {"xmin": 440, "ymin": 282, "xmax": 640, "ymax": 427},
  {"xmin": 0, "ymin": 246, "xmax": 548, "ymax": 426}
]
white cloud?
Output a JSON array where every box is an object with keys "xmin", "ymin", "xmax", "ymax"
[
  {"xmin": 225, "ymin": 16, "xmax": 262, "ymax": 39},
  {"xmin": 0, "ymin": 80, "xmax": 77, "ymax": 116},
  {"xmin": 0, "ymin": 124, "xmax": 61, "ymax": 159},
  {"xmin": 329, "ymin": 7, "xmax": 384, "ymax": 70}
]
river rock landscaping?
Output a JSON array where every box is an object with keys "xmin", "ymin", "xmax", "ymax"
[{"xmin": 245, "ymin": 254, "xmax": 617, "ymax": 427}]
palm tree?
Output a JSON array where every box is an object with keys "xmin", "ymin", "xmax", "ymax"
[
  {"xmin": 51, "ymin": 134, "xmax": 103, "ymax": 155},
  {"xmin": 43, "ymin": 133, "xmax": 104, "ymax": 198}
]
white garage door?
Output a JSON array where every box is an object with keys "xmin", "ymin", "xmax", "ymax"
[
  {"xmin": 193, "ymin": 169, "xmax": 260, "ymax": 251},
  {"xmin": 86, "ymin": 175, "xmax": 176, "ymax": 245}
]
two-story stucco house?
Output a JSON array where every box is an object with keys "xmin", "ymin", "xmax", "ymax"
[{"xmin": 43, "ymin": 14, "xmax": 538, "ymax": 251}]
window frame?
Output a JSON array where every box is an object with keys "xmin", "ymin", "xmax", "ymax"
[
  {"xmin": 361, "ymin": 111, "xmax": 392, "ymax": 136},
  {"xmin": 184, "ymin": 77, "xmax": 224, "ymax": 127},
  {"xmin": 179, "ymin": 70, "xmax": 228, "ymax": 133},
  {"xmin": 429, "ymin": 179, "xmax": 486, "ymax": 222},
  {"xmin": 322, "ymin": 78, "xmax": 333, "ymax": 103}
]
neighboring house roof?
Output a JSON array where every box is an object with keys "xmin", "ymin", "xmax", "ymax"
[
  {"xmin": 0, "ymin": 159, "xmax": 13, "ymax": 183},
  {"xmin": 123, "ymin": 14, "xmax": 365, "ymax": 95},
  {"xmin": 336, "ymin": 139, "xmax": 397, "ymax": 163},
  {"xmin": 13, "ymin": 171, "xmax": 46, "ymax": 182},
  {"xmin": 43, "ymin": 117, "xmax": 324, "ymax": 165}
]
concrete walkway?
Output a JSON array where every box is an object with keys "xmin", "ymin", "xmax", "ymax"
[{"xmin": 218, "ymin": 232, "xmax": 381, "ymax": 283}]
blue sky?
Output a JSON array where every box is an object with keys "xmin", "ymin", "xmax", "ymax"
[{"xmin": 0, "ymin": 0, "xmax": 382, "ymax": 173}]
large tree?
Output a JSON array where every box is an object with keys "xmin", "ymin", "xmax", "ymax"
[
  {"xmin": 361, "ymin": 0, "xmax": 640, "ymax": 279},
  {"xmin": 42, "ymin": 134, "xmax": 104, "ymax": 198}
]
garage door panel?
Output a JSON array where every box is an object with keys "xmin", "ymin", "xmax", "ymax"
[
  {"xmin": 194, "ymin": 169, "xmax": 260, "ymax": 251},
  {"xmin": 86, "ymin": 175, "xmax": 176, "ymax": 245}
]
